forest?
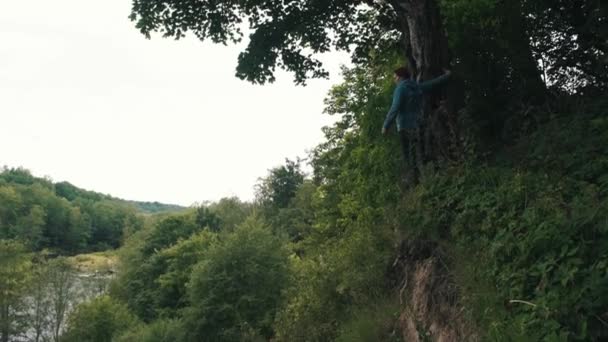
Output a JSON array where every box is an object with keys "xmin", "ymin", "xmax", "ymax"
[{"xmin": 1, "ymin": 0, "xmax": 607, "ymax": 341}]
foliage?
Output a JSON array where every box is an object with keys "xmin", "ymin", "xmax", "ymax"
[
  {"xmin": 87, "ymin": 200, "xmax": 140, "ymax": 250},
  {"xmin": 128, "ymin": 0, "xmax": 606, "ymax": 113},
  {"xmin": 256, "ymin": 159, "xmax": 305, "ymax": 211},
  {"xmin": 525, "ymin": 0, "xmax": 608, "ymax": 91},
  {"xmin": 335, "ymin": 299, "xmax": 402, "ymax": 342},
  {"xmin": 0, "ymin": 168, "xmax": 144, "ymax": 253},
  {"xmin": 138, "ymin": 211, "xmax": 199, "ymax": 257},
  {"xmin": 54, "ymin": 181, "xmax": 107, "ymax": 202},
  {"xmin": 274, "ymin": 218, "xmax": 393, "ymax": 341},
  {"xmin": 271, "ymin": 59, "xmax": 400, "ymax": 341},
  {"xmin": 440, "ymin": 0, "xmax": 545, "ymax": 146},
  {"xmin": 111, "ymin": 211, "xmax": 216, "ymax": 321},
  {"xmin": 182, "ymin": 221, "xmax": 289, "ymax": 341},
  {"xmin": 110, "ymin": 199, "xmax": 253, "ymax": 321},
  {"xmin": 393, "ymin": 100, "xmax": 608, "ymax": 340},
  {"xmin": 56, "ymin": 181, "xmax": 185, "ymax": 214},
  {"xmin": 129, "ymin": 0, "xmax": 398, "ymax": 85},
  {"xmin": 268, "ymin": 180, "xmax": 316, "ymax": 243},
  {"xmin": 255, "ymin": 159, "xmax": 312, "ymax": 241},
  {"xmin": 195, "ymin": 206, "xmax": 221, "ymax": 232},
  {"xmin": 154, "ymin": 231, "xmax": 218, "ymax": 317},
  {"xmin": 0, "ymin": 240, "xmax": 32, "ymax": 342},
  {"xmin": 61, "ymin": 296, "xmax": 139, "ymax": 342},
  {"xmin": 114, "ymin": 319, "xmax": 183, "ymax": 342},
  {"xmin": 208, "ymin": 197, "xmax": 253, "ymax": 232}
]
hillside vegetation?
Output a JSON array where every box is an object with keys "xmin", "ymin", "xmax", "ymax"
[
  {"xmin": 62, "ymin": 83, "xmax": 607, "ymax": 341},
  {"xmin": 0, "ymin": 168, "xmax": 184, "ymax": 253}
]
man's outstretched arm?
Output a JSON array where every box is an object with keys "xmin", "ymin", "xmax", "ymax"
[{"xmin": 419, "ymin": 70, "xmax": 452, "ymax": 92}]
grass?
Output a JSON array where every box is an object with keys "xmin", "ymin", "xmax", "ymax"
[{"xmin": 68, "ymin": 251, "xmax": 118, "ymax": 273}]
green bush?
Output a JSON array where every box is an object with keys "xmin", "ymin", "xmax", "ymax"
[
  {"xmin": 62, "ymin": 296, "xmax": 138, "ymax": 342},
  {"xmin": 114, "ymin": 319, "xmax": 184, "ymax": 342},
  {"xmin": 182, "ymin": 219, "xmax": 289, "ymax": 341},
  {"xmin": 335, "ymin": 299, "xmax": 402, "ymax": 342}
]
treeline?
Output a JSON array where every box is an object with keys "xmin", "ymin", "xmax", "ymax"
[
  {"xmin": 0, "ymin": 167, "xmax": 178, "ymax": 253},
  {"xmin": 55, "ymin": 181, "xmax": 186, "ymax": 215}
]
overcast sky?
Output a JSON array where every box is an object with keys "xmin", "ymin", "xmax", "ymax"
[{"xmin": 0, "ymin": 1, "xmax": 349, "ymax": 206}]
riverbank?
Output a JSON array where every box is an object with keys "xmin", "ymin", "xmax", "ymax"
[{"xmin": 67, "ymin": 250, "xmax": 118, "ymax": 274}]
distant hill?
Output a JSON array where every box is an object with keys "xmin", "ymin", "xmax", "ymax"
[
  {"xmin": 54, "ymin": 181, "xmax": 186, "ymax": 214},
  {"xmin": 0, "ymin": 167, "xmax": 188, "ymax": 252},
  {"xmin": 124, "ymin": 200, "xmax": 187, "ymax": 214},
  {"xmin": 0, "ymin": 168, "xmax": 186, "ymax": 215}
]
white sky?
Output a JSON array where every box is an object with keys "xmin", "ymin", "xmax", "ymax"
[{"xmin": 0, "ymin": 1, "xmax": 349, "ymax": 206}]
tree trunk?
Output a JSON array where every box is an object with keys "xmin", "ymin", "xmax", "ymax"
[
  {"xmin": 400, "ymin": 0, "xmax": 449, "ymax": 81},
  {"xmin": 391, "ymin": 0, "xmax": 460, "ymax": 165}
]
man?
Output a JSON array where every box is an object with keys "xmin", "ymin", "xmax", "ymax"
[{"xmin": 382, "ymin": 66, "xmax": 451, "ymax": 183}]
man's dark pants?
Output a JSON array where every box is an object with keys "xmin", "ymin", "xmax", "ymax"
[{"xmin": 399, "ymin": 129, "xmax": 421, "ymax": 184}]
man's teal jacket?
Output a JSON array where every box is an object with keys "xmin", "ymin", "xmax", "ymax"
[{"xmin": 383, "ymin": 74, "xmax": 450, "ymax": 131}]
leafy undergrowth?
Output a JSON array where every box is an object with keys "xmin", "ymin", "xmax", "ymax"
[{"xmin": 397, "ymin": 99, "xmax": 608, "ymax": 341}]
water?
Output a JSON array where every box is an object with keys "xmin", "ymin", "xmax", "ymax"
[{"xmin": 15, "ymin": 271, "xmax": 113, "ymax": 342}]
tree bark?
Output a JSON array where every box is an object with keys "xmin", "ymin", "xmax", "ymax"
[{"xmin": 399, "ymin": 0, "xmax": 449, "ymax": 81}]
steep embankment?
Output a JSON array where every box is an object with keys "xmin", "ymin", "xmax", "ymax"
[{"xmin": 390, "ymin": 97, "xmax": 608, "ymax": 341}]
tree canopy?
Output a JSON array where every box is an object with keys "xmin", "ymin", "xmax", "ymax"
[
  {"xmin": 130, "ymin": 0, "xmax": 606, "ymax": 93},
  {"xmin": 129, "ymin": 0, "xmax": 399, "ymax": 84}
]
